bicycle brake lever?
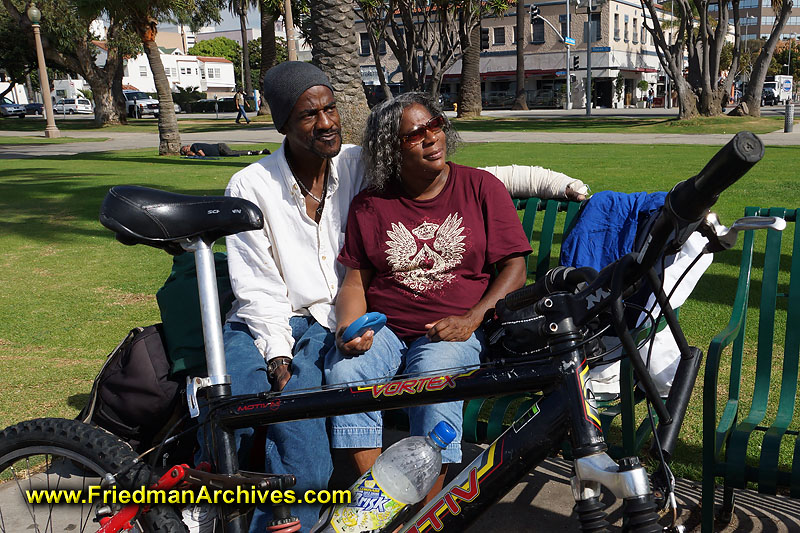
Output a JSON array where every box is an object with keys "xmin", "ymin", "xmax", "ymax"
[{"xmin": 701, "ymin": 213, "xmax": 786, "ymax": 253}]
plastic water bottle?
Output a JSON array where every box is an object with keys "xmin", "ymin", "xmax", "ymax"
[{"xmin": 312, "ymin": 421, "xmax": 456, "ymax": 533}]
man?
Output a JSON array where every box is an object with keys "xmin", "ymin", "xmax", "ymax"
[
  {"xmin": 179, "ymin": 142, "xmax": 270, "ymax": 157},
  {"xmin": 235, "ymin": 88, "xmax": 251, "ymax": 124},
  {"xmin": 222, "ymin": 61, "xmax": 362, "ymax": 532}
]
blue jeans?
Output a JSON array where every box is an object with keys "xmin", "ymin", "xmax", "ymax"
[
  {"xmin": 222, "ymin": 318, "xmax": 333, "ymax": 533},
  {"xmin": 324, "ymin": 327, "xmax": 484, "ymax": 464},
  {"xmin": 236, "ymin": 104, "xmax": 250, "ymax": 123}
]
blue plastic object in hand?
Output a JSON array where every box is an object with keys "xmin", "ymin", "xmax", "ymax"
[{"xmin": 341, "ymin": 312, "xmax": 387, "ymax": 342}]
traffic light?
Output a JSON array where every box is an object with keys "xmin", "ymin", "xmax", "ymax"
[
  {"xmin": 530, "ymin": 4, "xmax": 540, "ymax": 18},
  {"xmin": 480, "ymin": 27, "xmax": 490, "ymax": 50},
  {"xmin": 573, "ymin": 56, "xmax": 580, "ymax": 69}
]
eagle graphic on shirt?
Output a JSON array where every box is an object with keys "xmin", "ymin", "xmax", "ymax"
[{"xmin": 385, "ymin": 213, "xmax": 466, "ymax": 294}]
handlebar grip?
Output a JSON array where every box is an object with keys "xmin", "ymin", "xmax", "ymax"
[{"xmin": 669, "ymin": 131, "xmax": 764, "ymax": 222}]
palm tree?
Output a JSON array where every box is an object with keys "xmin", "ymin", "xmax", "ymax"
[
  {"xmin": 230, "ymin": 0, "xmax": 256, "ymax": 96},
  {"xmin": 80, "ymin": 0, "xmax": 225, "ymax": 154},
  {"xmin": 258, "ymin": 0, "xmax": 280, "ymax": 115},
  {"xmin": 309, "ymin": 0, "xmax": 369, "ymax": 144}
]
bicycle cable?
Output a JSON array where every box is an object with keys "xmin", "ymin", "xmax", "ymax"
[{"xmin": 639, "ymin": 251, "xmax": 705, "ymax": 529}]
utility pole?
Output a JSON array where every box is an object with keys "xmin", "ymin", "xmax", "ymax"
[
  {"xmin": 565, "ymin": 0, "xmax": 571, "ymax": 109},
  {"xmin": 586, "ymin": 0, "xmax": 592, "ymax": 116},
  {"xmin": 284, "ymin": 0, "xmax": 297, "ymax": 61},
  {"xmin": 531, "ymin": 3, "xmax": 573, "ymax": 109}
]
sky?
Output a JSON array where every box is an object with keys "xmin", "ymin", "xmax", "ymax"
[{"xmin": 160, "ymin": 6, "xmax": 261, "ymax": 33}]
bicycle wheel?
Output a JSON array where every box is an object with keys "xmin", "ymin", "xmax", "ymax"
[{"xmin": 0, "ymin": 418, "xmax": 185, "ymax": 533}]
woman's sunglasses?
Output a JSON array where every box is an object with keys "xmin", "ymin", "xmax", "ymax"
[{"xmin": 399, "ymin": 114, "xmax": 446, "ymax": 145}]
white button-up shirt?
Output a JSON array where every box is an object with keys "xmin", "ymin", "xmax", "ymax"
[{"xmin": 225, "ymin": 142, "xmax": 364, "ymax": 361}]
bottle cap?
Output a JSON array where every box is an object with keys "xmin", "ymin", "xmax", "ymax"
[{"xmin": 429, "ymin": 421, "xmax": 457, "ymax": 449}]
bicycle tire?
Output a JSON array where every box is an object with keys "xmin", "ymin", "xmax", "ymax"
[{"xmin": 0, "ymin": 417, "xmax": 186, "ymax": 533}]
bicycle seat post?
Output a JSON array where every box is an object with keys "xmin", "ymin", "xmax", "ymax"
[
  {"xmin": 181, "ymin": 238, "xmax": 231, "ymax": 392},
  {"xmin": 187, "ymin": 238, "xmax": 230, "ymax": 386}
]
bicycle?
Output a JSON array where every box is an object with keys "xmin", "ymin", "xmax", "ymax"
[{"xmin": 0, "ymin": 131, "xmax": 782, "ymax": 533}]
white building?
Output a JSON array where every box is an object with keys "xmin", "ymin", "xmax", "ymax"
[
  {"xmin": 93, "ymin": 42, "xmax": 236, "ymax": 98},
  {"xmin": 355, "ymin": 1, "xmax": 685, "ymax": 109}
]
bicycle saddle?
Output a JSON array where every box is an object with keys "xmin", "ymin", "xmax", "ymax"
[{"xmin": 100, "ymin": 185, "xmax": 263, "ymax": 254}]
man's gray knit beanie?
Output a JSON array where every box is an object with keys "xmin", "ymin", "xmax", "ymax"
[{"xmin": 263, "ymin": 61, "xmax": 334, "ymax": 131}]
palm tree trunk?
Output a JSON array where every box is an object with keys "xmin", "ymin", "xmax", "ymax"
[
  {"xmin": 310, "ymin": 0, "xmax": 370, "ymax": 145},
  {"xmin": 458, "ymin": 24, "xmax": 482, "ymax": 117},
  {"xmin": 138, "ymin": 20, "xmax": 180, "ymax": 155},
  {"xmin": 239, "ymin": 6, "xmax": 253, "ymax": 96},
  {"xmin": 258, "ymin": 3, "xmax": 276, "ymax": 115},
  {"xmin": 512, "ymin": 4, "xmax": 528, "ymax": 110}
]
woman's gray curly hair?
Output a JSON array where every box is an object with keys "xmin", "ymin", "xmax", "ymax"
[{"xmin": 361, "ymin": 92, "xmax": 461, "ymax": 191}]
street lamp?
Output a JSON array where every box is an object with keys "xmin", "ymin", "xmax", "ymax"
[
  {"xmin": 27, "ymin": 2, "xmax": 59, "ymax": 138},
  {"xmin": 789, "ymin": 33, "xmax": 796, "ymax": 76}
]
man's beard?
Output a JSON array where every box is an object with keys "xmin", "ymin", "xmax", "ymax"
[{"xmin": 308, "ymin": 130, "xmax": 342, "ymax": 159}]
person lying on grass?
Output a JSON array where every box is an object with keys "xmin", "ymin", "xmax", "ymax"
[{"xmin": 179, "ymin": 142, "xmax": 271, "ymax": 157}]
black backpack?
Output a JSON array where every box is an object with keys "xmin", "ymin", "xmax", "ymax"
[{"xmin": 77, "ymin": 324, "xmax": 183, "ymax": 452}]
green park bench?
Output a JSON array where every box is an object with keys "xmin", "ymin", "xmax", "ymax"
[{"xmin": 702, "ymin": 206, "xmax": 799, "ymax": 532}]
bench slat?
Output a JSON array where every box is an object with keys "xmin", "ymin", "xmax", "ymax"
[{"xmin": 759, "ymin": 209, "xmax": 799, "ymax": 494}]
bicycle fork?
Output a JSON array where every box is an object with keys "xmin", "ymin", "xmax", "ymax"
[{"xmin": 571, "ymin": 452, "xmax": 656, "ymax": 532}]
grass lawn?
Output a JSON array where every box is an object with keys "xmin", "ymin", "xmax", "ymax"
[
  {"xmin": 0, "ymin": 140, "xmax": 797, "ymax": 483},
  {"xmin": 451, "ymin": 114, "xmax": 785, "ymax": 135},
  {"xmin": 0, "ymin": 136, "xmax": 110, "ymax": 145}
]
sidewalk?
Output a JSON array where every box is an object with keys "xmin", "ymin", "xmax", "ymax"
[
  {"xmin": 1, "ymin": 120, "xmax": 799, "ymax": 159},
  {"xmin": 456, "ymin": 441, "xmax": 800, "ymax": 532}
]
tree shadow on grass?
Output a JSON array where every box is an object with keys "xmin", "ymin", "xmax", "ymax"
[
  {"xmin": 452, "ymin": 117, "xmax": 675, "ymax": 133},
  {"xmin": 0, "ymin": 150, "xmax": 276, "ymax": 244}
]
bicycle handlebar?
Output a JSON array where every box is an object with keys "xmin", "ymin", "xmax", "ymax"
[{"xmin": 668, "ymin": 131, "xmax": 764, "ymax": 223}]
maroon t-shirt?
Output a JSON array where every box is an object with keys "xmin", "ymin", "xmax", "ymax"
[{"xmin": 338, "ymin": 163, "xmax": 532, "ymax": 339}]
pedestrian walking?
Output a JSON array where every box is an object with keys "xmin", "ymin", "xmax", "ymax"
[{"xmin": 235, "ymin": 88, "xmax": 251, "ymax": 124}]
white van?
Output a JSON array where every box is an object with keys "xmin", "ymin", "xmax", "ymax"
[{"xmin": 53, "ymin": 98, "xmax": 93, "ymax": 114}]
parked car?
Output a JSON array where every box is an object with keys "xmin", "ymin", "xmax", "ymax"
[
  {"xmin": 25, "ymin": 102, "xmax": 44, "ymax": 115},
  {"xmin": 761, "ymin": 87, "xmax": 779, "ymax": 106},
  {"xmin": 123, "ymin": 90, "xmax": 159, "ymax": 118},
  {"xmin": 187, "ymin": 96, "xmax": 256, "ymax": 113},
  {"xmin": 1, "ymin": 98, "xmax": 26, "ymax": 118},
  {"xmin": 53, "ymin": 97, "xmax": 93, "ymax": 114}
]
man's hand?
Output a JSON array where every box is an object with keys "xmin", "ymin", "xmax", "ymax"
[
  {"xmin": 425, "ymin": 313, "xmax": 481, "ymax": 342},
  {"xmin": 335, "ymin": 327, "xmax": 374, "ymax": 356},
  {"xmin": 269, "ymin": 364, "xmax": 292, "ymax": 391},
  {"xmin": 197, "ymin": 149, "xmax": 206, "ymax": 157},
  {"xmin": 267, "ymin": 356, "xmax": 292, "ymax": 391},
  {"xmin": 565, "ymin": 184, "xmax": 587, "ymax": 202}
]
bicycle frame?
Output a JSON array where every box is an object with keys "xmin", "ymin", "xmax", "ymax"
[{"xmin": 187, "ymin": 238, "xmax": 656, "ymax": 533}]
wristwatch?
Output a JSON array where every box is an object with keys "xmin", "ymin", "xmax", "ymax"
[{"xmin": 267, "ymin": 356, "xmax": 292, "ymax": 378}]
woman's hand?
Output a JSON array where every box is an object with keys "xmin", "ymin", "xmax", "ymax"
[
  {"xmin": 335, "ymin": 326, "xmax": 375, "ymax": 355},
  {"xmin": 334, "ymin": 267, "xmax": 375, "ymax": 355},
  {"xmin": 425, "ymin": 313, "xmax": 481, "ymax": 342}
]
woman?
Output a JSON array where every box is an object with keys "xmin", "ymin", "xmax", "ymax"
[{"xmin": 325, "ymin": 92, "xmax": 531, "ymax": 495}]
